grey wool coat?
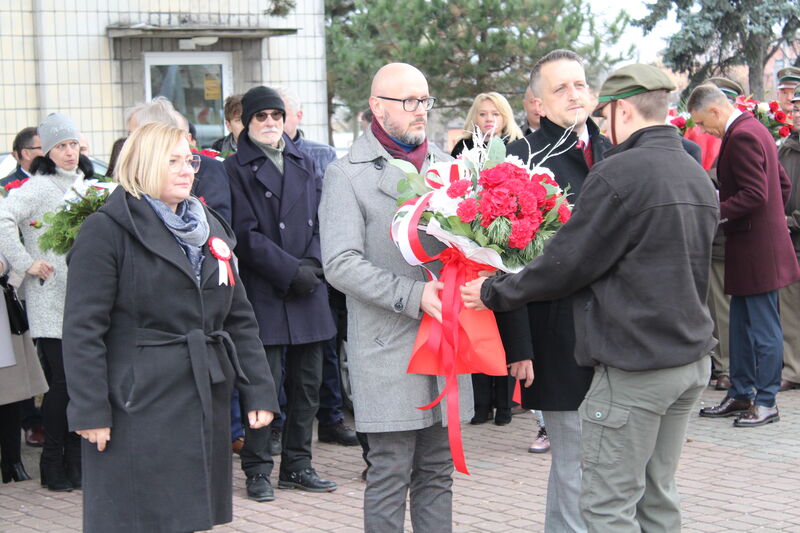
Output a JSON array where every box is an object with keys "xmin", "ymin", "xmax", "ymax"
[
  {"xmin": 62, "ymin": 188, "xmax": 279, "ymax": 533},
  {"xmin": 320, "ymin": 129, "xmax": 473, "ymax": 433}
]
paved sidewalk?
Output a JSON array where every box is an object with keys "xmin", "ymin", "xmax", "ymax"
[{"xmin": 2, "ymin": 386, "xmax": 800, "ymax": 532}]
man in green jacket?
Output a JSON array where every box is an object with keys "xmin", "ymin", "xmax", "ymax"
[{"xmin": 462, "ymin": 64, "xmax": 718, "ymax": 532}]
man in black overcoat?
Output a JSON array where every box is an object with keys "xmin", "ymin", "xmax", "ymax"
[
  {"xmin": 224, "ymin": 86, "xmax": 338, "ymax": 502},
  {"xmin": 502, "ymin": 49, "xmax": 612, "ymax": 533}
]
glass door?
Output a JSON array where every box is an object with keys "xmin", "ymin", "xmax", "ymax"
[{"xmin": 144, "ymin": 52, "xmax": 233, "ymax": 148}]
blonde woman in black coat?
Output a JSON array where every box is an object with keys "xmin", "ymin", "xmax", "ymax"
[{"xmin": 63, "ymin": 122, "xmax": 279, "ymax": 533}]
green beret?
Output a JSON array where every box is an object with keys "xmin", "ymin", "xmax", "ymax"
[
  {"xmin": 705, "ymin": 77, "xmax": 744, "ymax": 100},
  {"xmin": 594, "ymin": 64, "xmax": 676, "ymax": 115},
  {"xmin": 777, "ymin": 67, "xmax": 800, "ymax": 89}
]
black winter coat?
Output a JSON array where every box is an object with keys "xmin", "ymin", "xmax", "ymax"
[
  {"xmin": 62, "ymin": 188, "xmax": 279, "ymax": 533},
  {"xmin": 500, "ymin": 117, "xmax": 612, "ymax": 411},
  {"xmin": 225, "ymin": 132, "xmax": 336, "ymax": 346},
  {"xmin": 193, "ymin": 153, "xmax": 232, "ymax": 223}
]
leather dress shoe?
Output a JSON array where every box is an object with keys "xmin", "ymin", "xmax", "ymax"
[
  {"xmin": 278, "ymin": 467, "xmax": 337, "ymax": 492},
  {"xmin": 699, "ymin": 397, "xmax": 752, "ymax": 418},
  {"xmin": 734, "ymin": 405, "xmax": 779, "ymax": 427},
  {"xmin": 780, "ymin": 379, "xmax": 800, "ymax": 392},
  {"xmin": 494, "ymin": 408, "xmax": 512, "ymax": 426},
  {"xmin": 267, "ymin": 429, "xmax": 282, "ymax": 456},
  {"xmin": 318, "ymin": 420, "xmax": 359, "ymax": 446},
  {"xmin": 470, "ymin": 407, "xmax": 493, "ymax": 425},
  {"xmin": 528, "ymin": 427, "xmax": 551, "ymax": 454},
  {"xmin": 231, "ymin": 437, "xmax": 245, "ymax": 455},
  {"xmin": 246, "ymin": 473, "xmax": 275, "ymax": 502},
  {"xmin": 25, "ymin": 426, "xmax": 45, "ymax": 447},
  {"xmin": 715, "ymin": 375, "xmax": 732, "ymax": 391}
]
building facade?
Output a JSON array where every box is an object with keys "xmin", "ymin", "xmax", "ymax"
[{"xmin": 0, "ymin": 0, "xmax": 329, "ymax": 161}]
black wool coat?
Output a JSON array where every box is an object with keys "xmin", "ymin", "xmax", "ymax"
[
  {"xmin": 502, "ymin": 117, "xmax": 612, "ymax": 411},
  {"xmin": 193, "ymin": 153, "xmax": 232, "ymax": 223},
  {"xmin": 225, "ymin": 131, "xmax": 336, "ymax": 346},
  {"xmin": 62, "ymin": 188, "xmax": 279, "ymax": 533}
]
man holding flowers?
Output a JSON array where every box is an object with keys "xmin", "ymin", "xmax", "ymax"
[
  {"xmin": 320, "ymin": 62, "xmax": 471, "ymax": 533},
  {"xmin": 463, "ymin": 64, "xmax": 719, "ymax": 532}
]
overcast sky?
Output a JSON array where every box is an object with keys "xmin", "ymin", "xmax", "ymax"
[{"xmin": 590, "ymin": 0, "xmax": 679, "ymax": 64}]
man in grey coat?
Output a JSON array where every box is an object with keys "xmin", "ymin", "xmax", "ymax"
[{"xmin": 319, "ymin": 62, "xmax": 472, "ymax": 533}]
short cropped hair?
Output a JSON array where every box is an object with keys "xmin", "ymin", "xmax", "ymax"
[
  {"xmin": 12, "ymin": 127, "xmax": 38, "ymax": 156},
  {"xmin": 274, "ymin": 87, "xmax": 301, "ymax": 113},
  {"xmin": 126, "ymin": 96, "xmax": 182, "ymax": 129},
  {"xmin": 625, "ymin": 90, "xmax": 671, "ymax": 121},
  {"xmin": 529, "ymin": 49, "xmax": 584, "ymax": 95},
  {"xmin": 686, "ymin": 84, "xmax": 729, "ymax": 113},
  {"xmin": 223, "ymin": 94, "xmax": 243, "ymax": 122},
  {"xmin": 114, "ymin": 122, "xmax": 185, "ymax": 199}
]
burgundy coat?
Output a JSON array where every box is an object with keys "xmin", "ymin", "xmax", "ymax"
[{"xmin": 717, "ymin": 113, "xmax": 800, "ymax": 295}]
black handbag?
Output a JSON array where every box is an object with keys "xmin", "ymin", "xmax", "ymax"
[{"xmin": 0, "ymin": 274, "xmax": 29, "ymax": 335}]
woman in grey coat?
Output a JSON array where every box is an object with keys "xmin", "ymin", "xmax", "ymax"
[
  {"xmin": 63, "ymin": 122, "xmax": 279, "ymax": 533},
  {"xmin": 0, "ymin": 113, "xmax": 93, "ymax": 491},
  {"xmin": 0, "ymin": 251, "xmax": 48, "ymax": 483}
]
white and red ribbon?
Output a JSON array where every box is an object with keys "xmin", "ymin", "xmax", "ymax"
[{"xmin": 208, "ymin": 237, "xmax": 235, "ymax": 286}]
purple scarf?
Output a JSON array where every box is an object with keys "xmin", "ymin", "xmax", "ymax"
[{"xmin": 371, "ymin": 119, "xmax": 429, "ymax": 172}]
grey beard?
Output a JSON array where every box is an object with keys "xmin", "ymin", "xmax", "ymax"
[{"xmin": 396, "ymin": 130, "xmax": 426, "ymax": 146}]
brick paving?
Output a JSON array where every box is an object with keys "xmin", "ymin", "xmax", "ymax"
[{"xmin": 2, "ymin": 386, "xmax": 800, "ymax": 532}]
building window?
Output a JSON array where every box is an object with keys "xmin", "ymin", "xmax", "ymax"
[{"xmin": 144, "ymin": 52, "xmax": 233, "ymax": 148}]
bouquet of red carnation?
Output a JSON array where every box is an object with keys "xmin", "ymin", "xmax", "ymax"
[
  {"xmin": 667, "ymin": 108, "xmax": 694, "ymax": 136},
  {"xmin": 393, "ymin": 136, "xmax": 571, "ymax": 273},
  {"xmin": 734, "ymin": 96, "xmax": 794, "ymax": 141},
  {"xmin": 389, "ymin": 134, "xmax": 571, "ymax": 475}
]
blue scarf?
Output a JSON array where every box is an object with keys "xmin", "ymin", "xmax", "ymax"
[{"xmin": 144, "ymin": 195, "xmax": 210, "ymax": 279}]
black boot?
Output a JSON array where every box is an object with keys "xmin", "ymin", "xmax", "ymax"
[
  {"xmin": 1, "ymin": 462, "xmax": 32, "ymax": 483},
  {"xmin": 40, "ymin": 454, "xmax": 73, "ymax": 492}
]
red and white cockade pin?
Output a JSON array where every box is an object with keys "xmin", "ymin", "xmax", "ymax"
[{"xmin": 209, "ymin": 237, "xmax": 236, "ymax": 286}]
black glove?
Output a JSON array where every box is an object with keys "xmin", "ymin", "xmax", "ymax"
[{"xmin": 287, "ymin": 264, "xmax": 323, "ymax": 296}]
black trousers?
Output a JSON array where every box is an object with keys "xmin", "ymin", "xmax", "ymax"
[
  {"xmin": 471, "ymin": 373, "xmax": 515, "ymax": 410},
  {"xmin": 0, "ymin": 401, "xmax": 23, "ymax": 466},
  {"xmin": 240, "ymin": 342, "xmax": 323, "ymax": 476},
  {"xmin": 36, "ymin": 338, "xmax": 80, "ymax": 464}
]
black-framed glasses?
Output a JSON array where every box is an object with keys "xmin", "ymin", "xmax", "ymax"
[
  {"xmin": 253, "ymin": 110, "xmax": 284, "ymax": 122},
  {"xmin": 376, "ymin": 96, "xmax": 436, "ymax": 112},
  {"xmin": 22, "ymin": 146, "xmax": 42, "ymax": 151},
  {"xmin": 168, "ymin": 154, "xmax": 202, "ymax": 173}
]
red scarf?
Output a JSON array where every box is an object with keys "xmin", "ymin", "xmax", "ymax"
[{"xmin": 371, "ymin": 119, "xmax": 429, "ymax": 172}]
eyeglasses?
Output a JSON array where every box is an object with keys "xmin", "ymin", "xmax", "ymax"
[
  {"xmin": 22, "ymin": 146, "xmax": 42, "ymax": 151},
  {"xmin": 376, "ymin": 96, "xmax": 436, "ymax": 112},
  {"xmin": 253, "ymin": 111, "xmax": 284, "ymax": 122},
  {"xmin": 168, "ymin": 154, "xmax": 201, "ymax": 173}
]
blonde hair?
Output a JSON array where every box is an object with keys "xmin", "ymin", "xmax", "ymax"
[
  {"xmin": 114, "ymin": 122, "xmax": 186, "ymax": 199},
  {"xmin": 461, "ymin": 92, "xmax": 523, "ymax": 142}
]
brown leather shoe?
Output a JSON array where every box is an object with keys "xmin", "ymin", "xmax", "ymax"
[
  {"xmin": 699, "ymin": 397, "xmax": 752, "ymax": 418},
  {"xmin": 232, "ymin": 437, "xmax": 245, "ymax": 455},
  {"xmin": 715, "ymin": 375, "xmax": 732, "ymax": 391},
  {"xmin": 733, "ymin": 405, "xmax": 779, "ymax": 427},
  {"xmin": 779, "ymin": 379, "xmax": 800, "ymax": 392}
]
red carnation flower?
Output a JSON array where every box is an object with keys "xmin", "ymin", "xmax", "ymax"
[
  {"xmin": 457, "ymin": 198, "xmax": 479, "ymax": 223},
  {"xmin": 508, "ymin": 218, "xmax": 535, "ymax": 249},
  {"xmin": 774, "ymin": 110, "xmax": 787, "ymax": 123},
  {"xmin": 769, "ymin": 101, "xmax": 780, "ymax": 113},
  {"xmin": 447, "ymin": 179, "xmax": 471, "ymax": 199},
  {"xmin": 779, "ymin": 125, "xmax": 792, "ymax": 138},
  {"xmin": 671, "ymin": 116, "xmax": 687, "ymax": 129},
  {"xmin": 558, "ymin": 203, "xmax": 572, "ymax": 224},
  {"xmin": 480, "ymin": 188, "xmax": 517, "ymax": 221}
]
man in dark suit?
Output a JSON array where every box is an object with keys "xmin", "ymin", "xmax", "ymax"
[
  {"xmin": 1, "ymin": 127, "xmax": 42, "ymax": 188},
  {"xmin": 690, "ymin": 83, "xmax": 800, "ymax": 426},
  {"xmin": 225, "ymin": 86, "xmax": 338, "ymax": 501},
  {"xmin": 502, "ymin": 49, "xmax": 612, "ymax": 533}
]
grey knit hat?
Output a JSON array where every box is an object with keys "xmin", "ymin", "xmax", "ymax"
[{"xmin": 39, "ymin": 113, "xmax": 80, "ymax": 154}]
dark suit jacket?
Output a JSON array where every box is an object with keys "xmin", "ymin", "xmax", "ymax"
[
  {"xmin": 193, "ymin": 154, "xmax": 231, "ymax": 224},
  {"xmin": 499, "ymin": 117, "xmax": 612, "ymax": 411},
  {"xmin": 717, "ymin": 113, "xmax": 800, "ymax": 295},
  {"xmin": 225, "ymin": 131, "xmax": 336, "ymax": 346}
]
